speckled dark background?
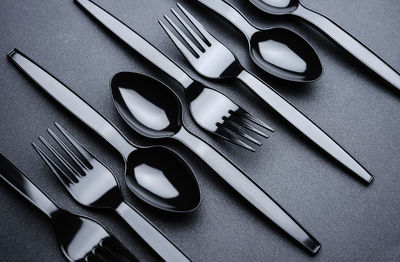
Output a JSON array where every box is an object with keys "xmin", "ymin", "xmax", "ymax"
[{"xmin": 0, "ymin": 0, "xmax": 399, "ymax": 261}]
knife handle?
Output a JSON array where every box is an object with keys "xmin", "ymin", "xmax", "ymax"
[
  {"xmin": 7, "ymin": 49, "xmax": 136, "ymax": 160},
  {"xmin": 236, "ymin": 69, "xmax": 373, "ymax": 183},
  {"xmin": 116, "ymin": 201, "xmax": 191, "ymax": 262},
  {"xmin": 173, "ymin": 127, "xmax": 320, "ymax": 254},
  {"xmin": 0, "ymin": 153, "xmax": 60, "ymax": 219},
  {"xmin": 75, "ymin": 0, "xmax": 194, "ymax": 88}
]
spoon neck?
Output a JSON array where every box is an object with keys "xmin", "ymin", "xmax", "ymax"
[
  {"xmin": 173, "ymin": 127, "xmax": 206, "ymax": 154},
  {"xmin": 291, "ymin": 2, "xmax": 317, "ymax": 20},
  {"xmin": 173, "ymin": 127, "xmax": 195, "ymax": 145}
]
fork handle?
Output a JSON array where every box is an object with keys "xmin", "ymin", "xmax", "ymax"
[
  {"xmin": 236, "ymin": 70, "xmax": 374, "ymax": 183},
  {"xmin": 293, "ymin": 3, "xmax": 400, "ymax": 91},
  {"xmin": 116, "ymin": 201, "xmax": 191, "ymax": 262},
  {"xmin": 173, "ymin": 128, "xmax": 320, "ymax": 253},
  {"xmin": 7, "ymin": 49, "xmax": 137, "ymax": 160},
  {"xmin": 196, "ymin": 0, "xmax": 258, "ymax": 39},
  {"xmin": 0, "ymin": 153, "xmax": 60, "ymax": 219}
]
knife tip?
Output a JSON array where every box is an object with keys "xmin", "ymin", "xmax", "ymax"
[
  {"xmin": 312, "ymin": 243, "xmax": 321, "ymax": 254},
  {"xmin": 366, "ymin": 175, "xmax": 375, "ymax": 184},
  {"xmin": 6, "ymin": 48, "xmax": 18, "ymax": 58}
]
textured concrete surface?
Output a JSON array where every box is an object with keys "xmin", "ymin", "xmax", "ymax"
[{"xmin": 0, "ymin": 0, "xmax": 399, "ymax": 261}]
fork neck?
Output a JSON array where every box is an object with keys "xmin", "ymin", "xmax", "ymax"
[
  {"xmin": 197, "ymin": 0, "xmax": 258, "ymax": 40},
  {"xmin": 180, "ymin": 76, "xmax": 195, "ymax": 90}
]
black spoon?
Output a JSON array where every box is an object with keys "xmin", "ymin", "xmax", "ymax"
[
  {"xmin": 7, "ymin": 49, "xmax": 201, "ymax": 214},
  {"xmin": 111, "ymin": 72, "xmax": 320, "ymax": 254},
  {"xmin": 196, "ymin": 0, "xmax": 322, "ymax": 82},
  {"xmin": 248, "ymin": 0, "xmax": 400, "ymax": 91}
]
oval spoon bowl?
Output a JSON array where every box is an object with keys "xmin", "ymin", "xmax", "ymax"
[
  {"xmin": 249, "ymin": 0, "xmax": 299, "ymax": 14},
  {"xmin": 111, "ymin": 72, "xmax": 201, "ymax": 213},
  {"xmin": 250, "ymin": 28, "xmax": 322, "ymax": 82},
  {"xmin": 125, "ymin": 147, "xmax": 201, "ymax": 213},
  {"xmin": 111, "ymin": 72, "xmax": 182, "ymax": 138},
  {"xmin": 196, "ymin": 0, "xmax": 321, "ymax": 82}
]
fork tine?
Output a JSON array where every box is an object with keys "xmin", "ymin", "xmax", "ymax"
[
  {"xmin": 47, "ymin": 128, "xmax": 90, "ymax": 172},
  {"xmin": 233, "ymin": 108, "xmax": 275, "ymax": 132},
  {"xmin": 176, "ymin": 3, "xmax": 216, "ymax": 44},
  {"xmin": 164, "ymin": 13, "xmax": 202, "ymax": 56},
  {"xmin": 170, "ymin": 8, "xmax": 208, "ymax": 50},
  {"xmin": 95, "ymin": 244, "xmax": 121, "ymax": 262},
  {"xmin": 215, "ymin": 125, "xmax": 256, "ymax": 151},
  {"xmin": 228, "ymin": 116, "xmax": 270, "ymax": 138},
  {"xmin": 54, "ymin": 122, "xmax": 93, "ymax": 168},
  {"xmin": 222, "ymin": 119, "xmax": 263, "ymax": 145},
  {"xmin": 103, "ymin": 237, "xmax": 138, "ymax": 262},
  {"xmin": 38, "ymin": 135, "xmax": 82, "ymax": 180},
  {"xmin": 86, "ymin": 251, "xmax": 107, "ymax": 262},
  {"xmin": 32, "ymin": 142, "xmax": 76, "ymax": 185},
  {"xmin": 85, "ymin": 252, "xmax": 105, "ymax": 262},
  {"xmin": 159, "ymin": 20, "xmax": 198, "ymax": 65}
]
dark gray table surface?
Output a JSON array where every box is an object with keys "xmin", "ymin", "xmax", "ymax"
[{"xmin": 0, "ymin": 0, "xmax": 399, "ymax": 261}]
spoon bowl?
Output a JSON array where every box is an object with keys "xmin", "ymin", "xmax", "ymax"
[
  {"xmin": 111, "ymin": 72, "xmax": 182, "ymax": 139},
  {"xmin": 112, "ymin": 72, "xmax": 201, "ymax": 212},
  {"xmin": 249, "ymin": 28, "xmax": 322, "ymax": 82},
  {"xmin": 125, "ymin": 147, "xmax": 200, "ymax": 212},
  {"xmin": 248, "ymin": 0, "xmax": 400, "ymax": 91},
  {"xmin": 249, "ymin": 0, "xmax": 299, "ymax": 15},
  {"xmin": 197, "ymin": 0, "xmax": 321, "ymax": 82},
  {"xmin": 110, "ymin": 71, "xmax": 324, "ymax": 253}
]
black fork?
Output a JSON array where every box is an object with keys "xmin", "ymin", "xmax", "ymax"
[
  {"xmin": 32, "ymin": 122, "xmax": 191, "ymax": 262},
  {"xmin": 0, "ymin": 153, "xmax": 138, "ymax": 262}
]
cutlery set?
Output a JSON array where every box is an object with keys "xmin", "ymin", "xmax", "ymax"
[
  {"xmin": 0, "ymin": 154, "xmax": 139, "ymax": 262},
  {"xmin": 1, "ymin": 0, "xmax": 398, "ymax": 261}
]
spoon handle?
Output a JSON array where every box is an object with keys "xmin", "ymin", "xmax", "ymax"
[
  {"xmin": 7, "ymin": 49, "xmax": 136, "ymax": 159},
  {"xmin": 0, "ymin": 153, "xmax": 60, "ymax": 219},
  {"xmin": 75, "ymin": 0, "xmax": 194, "ymax": 88},
  {"xmin": 293, "ymin": 3, "xmax": 400, "ymax": 91},
  {"xmin": 173, "ymin": 127, "xmax": 320, "ymax": 254},
  {"xmin": 116, "ymin": 201, "xmax": 191, "ymax": 262},
  {"xmin": 236, "ymin": 69, "xmax": 374, "ymax": 183},
  {"xmin": 196, "ymin": 0, "xmax": 258, "ymax": 39}
]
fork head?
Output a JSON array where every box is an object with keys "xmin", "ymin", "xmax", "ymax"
[
  {"xmin": 186, "ymin": 81, "xmax": 274, "ymax": 151},
  {"xmin": 159, "ymin": 5, "xmax": 274, "ymax": 151},
  {"xmin": 159, "ymin": 3, "xmax": 242, "ymax": 79},
  {"xmin": 53, "ymin": 210, "xmax": 137, "ymax": 262},
  {"xmin": 32, "ymin": 122, "xmax": 123, "ymax": 209}
]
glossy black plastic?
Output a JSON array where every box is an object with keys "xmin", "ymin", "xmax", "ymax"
[
  {"xmin": 161, "ymin": 3, "xmax": 374, "ymax": 185},
  {"xmin": 249, "ymin": 0, "xmax": 298, "ymax": 14},
  {"xmin": 7, "ymin": 48, "xmax": 200, "ymax": 215},
  {"xmin": 75, "ymin": 0, "xmax": 273, "ymax": 151},
  {"xmin": 0, "ymin": 153, "xmax": 138, "ymax": 262},
  {"xmin": 250, "ymin": 28, "xmax": 322, "ymax": 82},
  {"xmin": 110, "ymin": 71, "xmax": 320, "ymax": 254},
  {"xmin": 111, "ymin": 73, "xmax": 182, "ymax": 139},
  {"xmin": 7, "ymin": 49, "xmax": 195, "ymax": 261},
  {"xmin": 249, "ymin": 0, "xmax": 400, "ymax": 91},
  {"xmin": 197, "ymin": 0, "xmax": 322, "ymax": 82},
  {"xmin": 33, "ymin": 123, "xmax": 194, "ymax": 262}
]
